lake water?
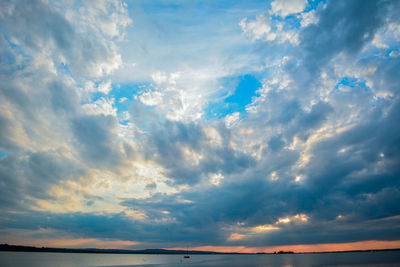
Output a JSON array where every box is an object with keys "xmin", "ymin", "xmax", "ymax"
[{"xmin": 1, "ymin": 251, "xmax": 400, "ymax": 267}]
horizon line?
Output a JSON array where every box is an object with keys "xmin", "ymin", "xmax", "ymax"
[{"xmin": 2, "ymin": 240, "xmax": 400, "ymax": 255}]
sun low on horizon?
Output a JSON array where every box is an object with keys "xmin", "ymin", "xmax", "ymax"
[{"xmin": 1, "ymin": 0, "xmax": 400, "ymax": 254}]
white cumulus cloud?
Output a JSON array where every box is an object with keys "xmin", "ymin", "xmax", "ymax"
[{"xmin": 270, "ymin": 0, "xmax": 308, "ymax": 18}]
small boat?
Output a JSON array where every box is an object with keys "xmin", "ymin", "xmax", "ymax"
[{"xmin": 183, "ymin": 246, "xmax": 190, "ymax": 258}]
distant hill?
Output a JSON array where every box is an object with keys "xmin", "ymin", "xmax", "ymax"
[
  {"xmin": 0, "ymin": 244, "xmax": 231, "ymax": 255},
  {"xmin": 1, "ymin": 244, "xmax": 399, "ymax": 255}
]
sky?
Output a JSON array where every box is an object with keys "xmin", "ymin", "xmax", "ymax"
[{"xmin": 1, "ymin": 0, "xmax": 400, "ymax": 253}]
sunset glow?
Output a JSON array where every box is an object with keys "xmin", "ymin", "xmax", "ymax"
[
  {"xmin": 253, "ymin": 225, "xmax": 281, "ymax": 232},
  {"xmin": 170, "ymin": 240, "xmax": 400, "ymax": 253}
]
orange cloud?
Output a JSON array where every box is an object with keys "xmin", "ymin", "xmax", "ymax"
[
  {"xmin": 252, "ymin": 224, "xmax": 280, "ymax": 232},
  {"xmin": 276, "ymin": 214, "xmax": 308, "ymax": 225},
  {"xmin": 228, "ymin": 233, "xmax": 249, "ymax": 240}
]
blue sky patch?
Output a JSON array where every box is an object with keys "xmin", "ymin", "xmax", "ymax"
[
  {"xmin": 206, "ymin": 74, "xmax": 261, "ymax": 119},
  {"xmin": 225, "ymin": 74, "xmax": 261, "ymax": 109},
  {"xmin": 335, "ymin": 76, "xmax": 369, "ymax": 92}
]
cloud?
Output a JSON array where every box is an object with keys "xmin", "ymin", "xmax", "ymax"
[
  {"xmin": 0, "ymin": 151, "xmax": 84, "ymax": 211},
  {"xmin": 299, "ymin": 10, "xmax": 318, "ymax": 28},
  {"xmin": 270, "ymin": 0, "xmax": 307, "ymax": 18},
  {"xmin": 71, "ymin": 114, "xmax": 122, "ymax": 167},
  {"xmin": 82, "ymin": 97, "xmax": 117, "ymax": 116},
  {"xmin": 85, "ymin": 80, "xmax": 113, "ymax": 95},
  {"xmin": 0, "ymin": 0, "xmax": 131, "ymax": 213},
  {"xmin": 298, "ymin": 0, "xmax": 391, "ymax": 75},
  {"xmin": 270, "ymin": 0, "xmax": 308, "ymax": 18},
  {"xmin": 239, "ymin": 14, "xmax": 299, "ymax": 45},
  {"xmin": 1, "ymin": 0, "xmax": 400, "ymax": 251},
  {"xmin": 0, "ymin": 0, "xmax": 131, "ymax": 78},
  {"xmin": 141, "ymin": 120, "xmax": 255, "ymax": 185},
  {"xmin": 239, "ymin": 15, "xmax": 274, "ymax": 42}
]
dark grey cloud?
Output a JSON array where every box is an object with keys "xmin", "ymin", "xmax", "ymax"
[
  {"xmin": 0, "ymin": 113, "xmax": 16, "ymax": 151},
  {"xmin": 0, "ymin": 0, "xmax": 122, "ymax": 78},
  {"xmin": 0, "ymin": 0, "xmax": 125, "ymax": 213},
  {"xmin": 1, "ymin": 157, "xmax": 399, "ymax": 248},
  {"xmin": 1, "ymin": 0, "xmax": 73, "ymax": 50},
  {"xmin": 368, "ymin": 57, "xmax": 400, "ymax": 96},
  {"xmin": 142, "ymin": 120, "xmax": 255, "ymax": 185},
  {"xmin": 120, "ymin": 158, "xmax": 400, "ymax": 247},
  {"xmin": 49, "ymin": 81, "xmax": 80, "ymax": 115},
  {"xmin": 306, "ymin": 98, "xmax": 400, "ymax": 191},
  {"xmin": 71, "ymin": 114, "xmax": 122, "ymax": 168},
  {"xmin": 110, "ymin": 94, "xmax": 400, "ymax": 247},
  {"xmin": 299, "ymin": 0, "xmax": 390, "ymax": 75},
  {"xmin": 0, "ymin": 151, "xmax": 84, "ymax": 211},
  {"xmin": 268, "ymin": 135, "xmax": 285, "ymax": 152},
  {"xmin": 284, "ymin": 101, "xmax": 333, "ymax": 142}
]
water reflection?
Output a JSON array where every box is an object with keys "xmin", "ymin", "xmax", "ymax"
[{"xmin": 1, "ymin": 251, "xmax": 400, "ymax": 267}]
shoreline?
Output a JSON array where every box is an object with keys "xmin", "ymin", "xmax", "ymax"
[{"xmin": 1, "ymin": 244, "xmax": 400, "ymax": 255}]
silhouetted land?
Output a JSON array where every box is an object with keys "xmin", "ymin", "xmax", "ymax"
[
  {"xmin": 1, "ymin": 244, "xmax": 399, "ymax": 255},
  {"xmin": 0, "ymin": 244, "xmax": 227, "ymax": 255}
]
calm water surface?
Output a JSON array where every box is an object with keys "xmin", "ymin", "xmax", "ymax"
[{"xmin": 1, "ymin": 251, "xmax": 400, "ymax": 267}]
